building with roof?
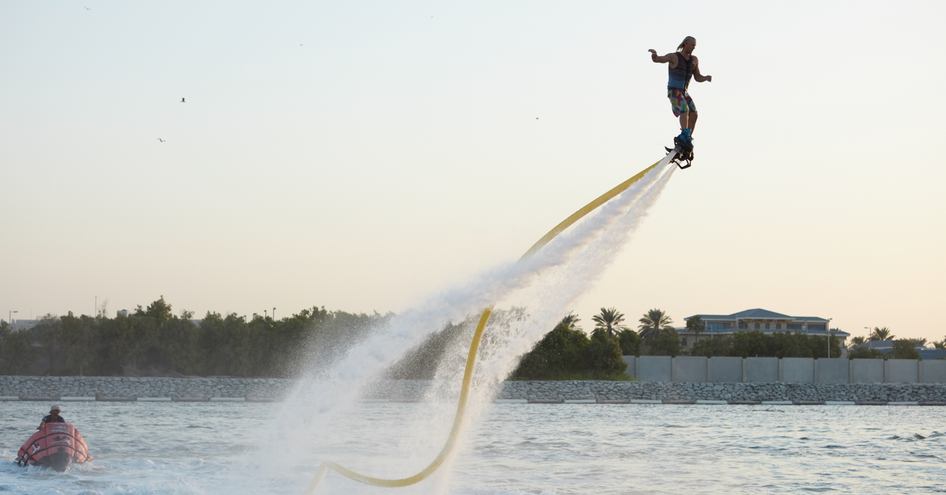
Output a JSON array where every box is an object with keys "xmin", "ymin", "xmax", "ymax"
[{"xmin": 679, "ymin": 308, "xmax": 849, "ymax": 351}]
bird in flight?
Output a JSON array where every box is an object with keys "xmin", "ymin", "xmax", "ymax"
[
  {"xmin": 181, "ymin": 97, "xmax": 186, "ymax": 103},
  {"xmin": 157, "ymin": 138, "xmax": 166, "ymax": 143}
]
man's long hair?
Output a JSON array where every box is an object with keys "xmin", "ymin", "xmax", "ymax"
[{"xmin": 677, "ymin": 36, "xmax": 695, "ymax": 52}]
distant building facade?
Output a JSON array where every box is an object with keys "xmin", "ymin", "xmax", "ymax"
[{"xmin": 678, "ymin": 308, "xmax": 849, "ymax": 350}]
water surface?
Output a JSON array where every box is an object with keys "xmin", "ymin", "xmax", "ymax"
[{"xmin": 0, "ymin": 401, "xmax": 942, "ymax": 494}]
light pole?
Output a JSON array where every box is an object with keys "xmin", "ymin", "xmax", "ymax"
[
  {"xmin": 272, "ymin": 307, "xmax": 276, "ymax": 321},
  {"xmin": 8, "ymin": 310, "xmax": 18, "ymax": 329}
]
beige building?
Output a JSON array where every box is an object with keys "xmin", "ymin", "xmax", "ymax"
[{"xmin": 678, "ymin": 308, "xmax": 848, "ymax": 351}]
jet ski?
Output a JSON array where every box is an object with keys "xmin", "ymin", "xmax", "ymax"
[{"xmin": 15, "ymin": 422, "xmax": 92, "ymax": 471}]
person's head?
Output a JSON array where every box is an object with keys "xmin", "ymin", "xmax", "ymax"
[
  {"xmin": 49, "ymin": 405, "xmax": 61, "ymax": 416},
  {"xmin": 677, "ymin": 36, "xmax": 696, "ymax": 54}
]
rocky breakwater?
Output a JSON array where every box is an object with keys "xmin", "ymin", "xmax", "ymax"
[
  {"xmin": 0, "ymin": 376, "xmax": 290, "ymax": 402},
  {"xmin": 2, "ymin": 377, "xmax": 945, "ymax": 405},
  {"xmin": 496, "ymin": 381, "xmax": 946, "ymax": 404}
]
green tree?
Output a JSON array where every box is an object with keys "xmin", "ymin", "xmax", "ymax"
[
  {"xmin": 901, "ymin": 338, "xmax": 927, "ymax": 348},
  {"xmin": 585, "ymin": 328, "xmax": 627, "ymax": 376},
  {"xmin": 729, "ymin": 331, "xmax": 840, "ymax": 359},
  {"xmin": 197, "ymin": 312, "xmax": 238, "ymax": 375},
  {"xmin": 690, "ymin": 335, "xmax": 733, "ymax": 357},
  {"xmin": 642, "ymin": 328, "xmax": 681, "ymax": 356},
  {"xmin": 0, "ymin": 328, "xmax": 36, "ymax": 373},
  {"xmin": 869, "ymin": 327, "xmax": 894, "ymax": 341},
  {"xmin": 60, "ymin": 313, "xmax": 94, "ymax": 375},
  {"xmin": 848, "ymin": 346, "xmax": 884, "ymax": 359},
  {"xmin": 592, "ymin": 307, "xmax": 628, "ymax": 339},
  {"xmin": 617, "ymin": 329, "xmax": 640, "ymax": 356},
  {"xmin": 513, "ymin": 314, "xmax": 590, "ymax": 379},
  {"xmin": 135, "ymin": 296, "xmax": 173, "ymax": 324},
  {"xmin": 637, "ymin": 309, "xmax": 678, "ymax": 356},
  {"xmin": 731, "ymin": 331, "xmax": 769, "ymax": 357},
  {"xmin": 92, "ymin": 314, "xmax": 132, "ymax": 375},
  {"xmin": 638, "ymin": 308, "xmax": 674, "ymax": 340},
  {"xmin": 891, "ymin": 339, "xmax": 919, "ymax": 359},
  {"xmin": 846, "ymin": 335, "xmax": 882, "ymax": 359}
]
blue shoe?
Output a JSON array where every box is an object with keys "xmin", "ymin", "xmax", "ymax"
[{"xmin": 674, "ymin": 132, "xmax": 693, "ymax": 152}]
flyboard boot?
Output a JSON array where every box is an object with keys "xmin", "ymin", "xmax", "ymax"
[{"xmin": 665, "ymin": 129, "xmax": 694, "ymax": 169}]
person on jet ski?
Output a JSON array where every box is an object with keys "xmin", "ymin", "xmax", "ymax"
[{"xmin": 38, "ymin": 404, "xmax": 65, "ymax": 429}]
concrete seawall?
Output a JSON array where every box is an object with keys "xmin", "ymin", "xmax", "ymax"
[
  {"xmin": 624, "ymin": 357, "xmax": 946, "ymax": 384},
  {"xmin": 2, "ymin": 376, "xmax": 945, "ymax": 405}
]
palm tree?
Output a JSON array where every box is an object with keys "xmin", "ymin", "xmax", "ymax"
[
  {"xmin": 591, "ymin": 307, "xmax": 627, "ymax": 338},
  {"xmin": 869, "ymin": 326, "xmax": 895, "ymax": 341},
  {"xmin": 558, "ymin": 313, "xmax": 581, "ymax": 331},
  {"xmin": 848, "ymin": 336, "xmax": 866, "ymax": 348},
  {"xmin": 638, "ymin": 308, "xmax": 674, "ymax": 340}
]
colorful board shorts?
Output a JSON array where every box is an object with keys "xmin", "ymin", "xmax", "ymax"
[{"xmin": 667, "ymin": 88, "xmax": 696, "ymax": 117}]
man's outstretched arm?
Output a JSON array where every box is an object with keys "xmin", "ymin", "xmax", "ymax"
[
  {"xmin": 648, "ymin": 49, "xmax": 674, "ymax": 64},
  {"xmin": 692, "ymin": 57, "xmax": 713, "ymax": 82}
]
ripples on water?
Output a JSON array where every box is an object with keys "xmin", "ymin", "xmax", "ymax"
[{"xmin": 0, "ymin": 401, "xmax": 943, "ymax": 494}]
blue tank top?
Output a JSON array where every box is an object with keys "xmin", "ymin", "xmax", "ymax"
[{"xmin": 667, "ymin": 53, "xmax": 693, "ymax": 90}]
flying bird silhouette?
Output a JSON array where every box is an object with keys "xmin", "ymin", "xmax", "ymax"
[
  {"xmin": 180, "ymin": 97, "xmax": 186, "ymax": 103},
  {"xmin": 157, "ymin": 138, "xmax": 166, "ymax": 143}
]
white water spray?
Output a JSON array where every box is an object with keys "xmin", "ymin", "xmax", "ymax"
[{"xmin": 255, "ymin": 157, "xmax": 676, "ymax": 492}]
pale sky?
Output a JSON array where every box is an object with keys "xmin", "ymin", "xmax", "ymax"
[{"xmin": 2, "ymin": 1, "xmax": 944, "ymax": 342}]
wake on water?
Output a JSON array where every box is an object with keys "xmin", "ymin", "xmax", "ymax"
[{"xmin": 254, "ymin": 156, "xmax": 677, "ymax": 492}]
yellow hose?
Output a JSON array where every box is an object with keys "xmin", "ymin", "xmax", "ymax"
[{"xmin": 306, "ymin": 156, "xmax": 666, "ymax": 493}]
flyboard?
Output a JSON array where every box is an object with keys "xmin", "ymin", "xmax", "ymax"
[{"xmin": 664, "ymin": 133, "xmax": 694, "ymax": 169}]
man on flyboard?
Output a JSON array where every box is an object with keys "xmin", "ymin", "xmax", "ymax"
[{"xmin": 649, "ymin": 36, "xmax": 712, "ymax": 168}]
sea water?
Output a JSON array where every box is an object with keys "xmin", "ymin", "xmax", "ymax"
[{"xmin": 1, "ymin": 400, "xmax": 943, "ymax": 494}]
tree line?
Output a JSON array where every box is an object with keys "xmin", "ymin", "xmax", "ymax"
[
  {"xmin": 2, "ymin": 299, "xmax": 942, "ymax": 379},
  {"xmin": 0, "ymin": 297, "xmax": 387, "ymax": 377}
]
